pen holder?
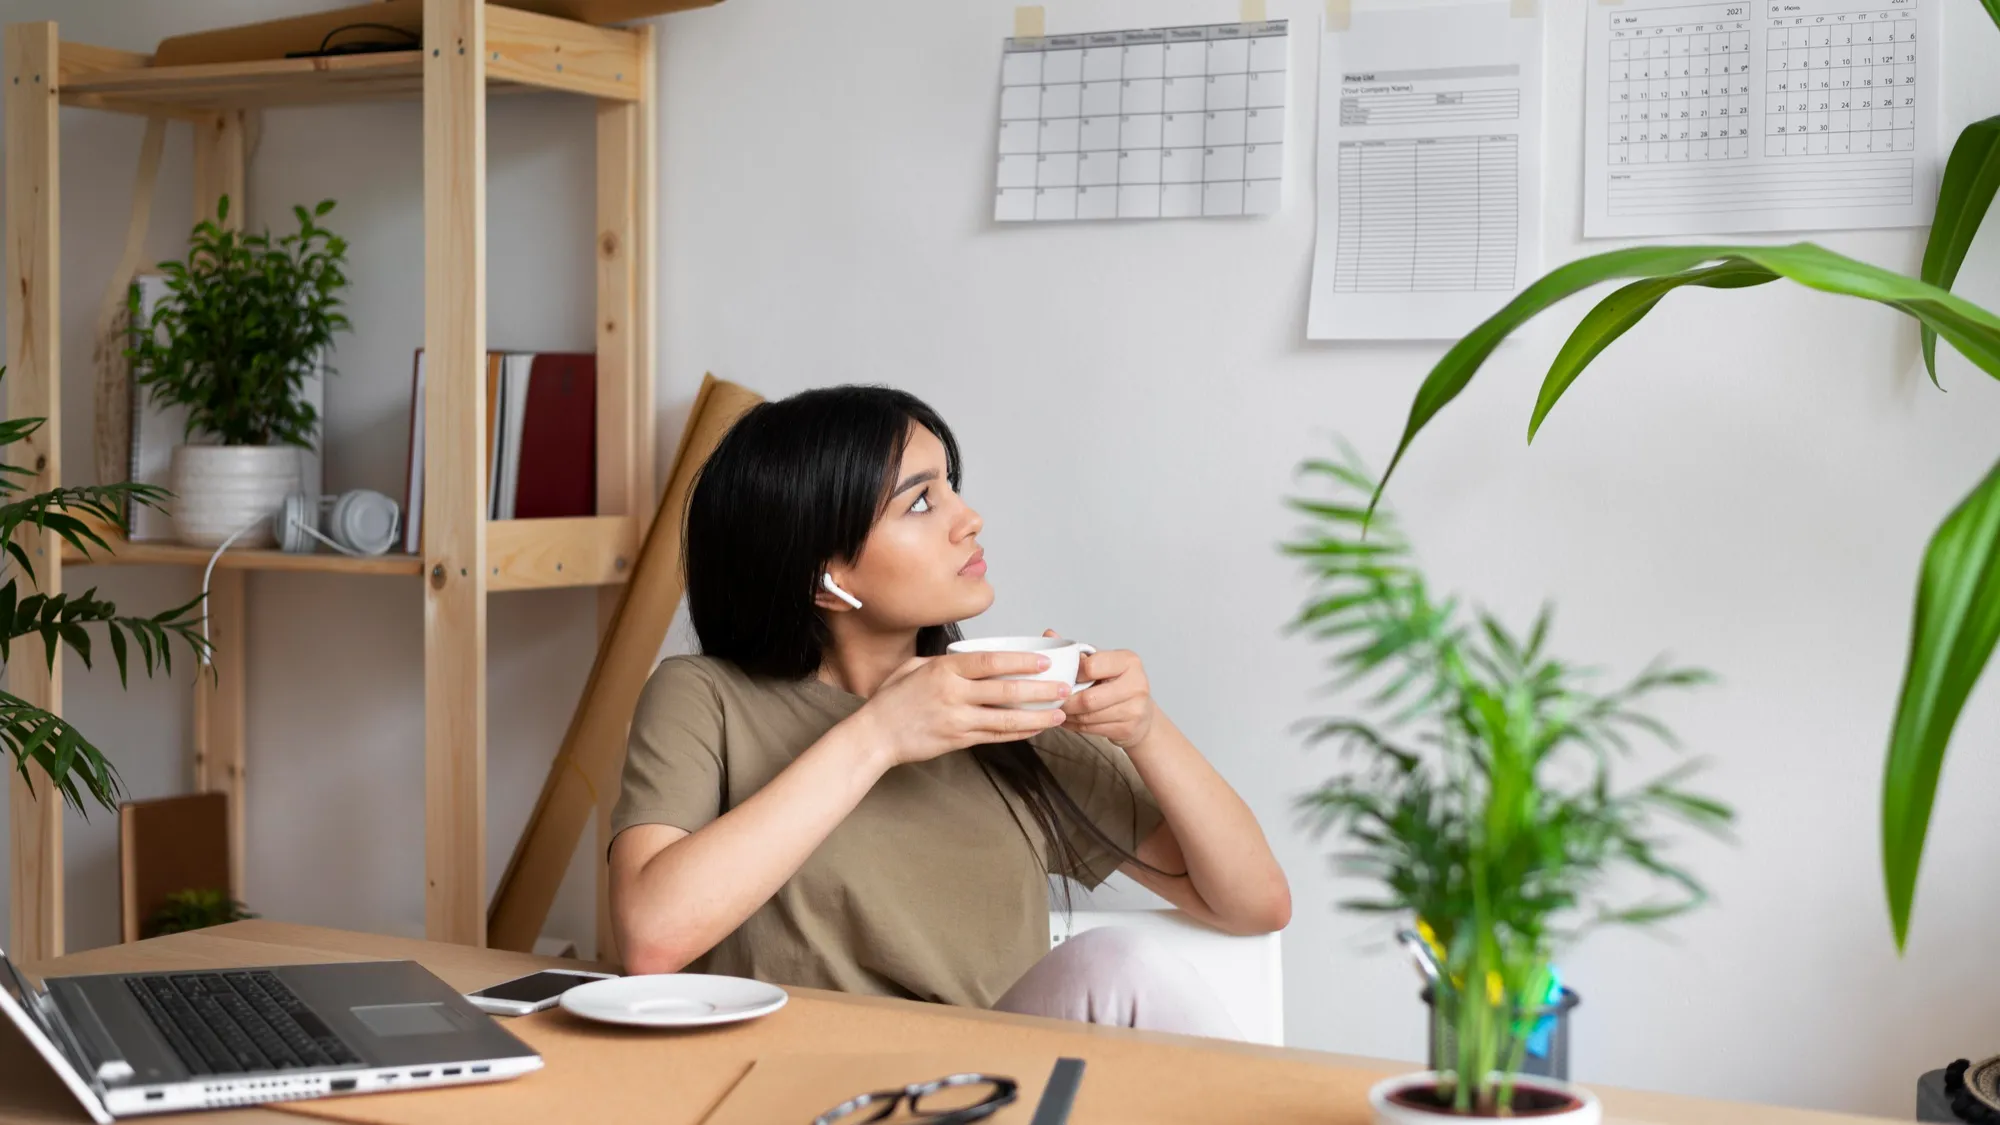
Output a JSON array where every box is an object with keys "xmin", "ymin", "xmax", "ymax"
[{"xmin": 1420, "ymin": 985, "xmax": 1580, "ymax": 1082}]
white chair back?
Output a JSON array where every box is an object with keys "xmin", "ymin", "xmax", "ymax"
[{"xmin": 1050, "ymin": 908, "xmax": 1285, "ymax": 1046}]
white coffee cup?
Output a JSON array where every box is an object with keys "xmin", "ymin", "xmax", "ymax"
[{"xmin": 945, "ymin": 635, "xmax": 1096, "ymax": 711}]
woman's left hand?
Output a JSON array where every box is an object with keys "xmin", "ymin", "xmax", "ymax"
[{"xmin": 1044, "ymin": 628, "xmax": 1156, "ymax": 750}]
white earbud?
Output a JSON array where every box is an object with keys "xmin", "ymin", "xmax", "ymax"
[{"xmin": 821, "ymin": 572, "xmax": 863, "ymax": 610}]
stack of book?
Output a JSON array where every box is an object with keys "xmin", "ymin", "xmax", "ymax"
[{"xmin": 403, "ymin": 349, "xmax": 597, "ymax": 554}]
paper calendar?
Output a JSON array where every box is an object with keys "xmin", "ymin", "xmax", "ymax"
[
  {"xmin": 994, "ymin": 20, "xmax": 1290, "ymax": 222},
  {"xmin": 1584, "ymin": 0, "xmax": 1939, "ymax": 236}
]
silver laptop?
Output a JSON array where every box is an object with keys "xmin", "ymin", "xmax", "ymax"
[{"xmin": 1, "ymin": 948, "xmax": 542, "ymax": 1120}]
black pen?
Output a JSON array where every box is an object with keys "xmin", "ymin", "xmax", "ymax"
[{"xmin": 1031, "ymin": 1057, "xmax": 1085, "ymax": 1125}]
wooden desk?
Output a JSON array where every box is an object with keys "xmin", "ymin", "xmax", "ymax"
[{"xmin": 0, "ymin": 922, "xmax": 1896, "ymax": 1125}]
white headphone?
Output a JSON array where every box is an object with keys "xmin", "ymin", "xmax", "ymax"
[
  {"xmin": 274, "ymin": 489, "xmax": 402, "ymax": 557},
  {"xmin": 821, "ymin": 572, "xmax": 863, "ymax": 609}
]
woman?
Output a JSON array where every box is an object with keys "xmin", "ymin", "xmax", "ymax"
[{"xmin": 609, "ymin": 385, "xmax": 1290, "ymax": 1035}]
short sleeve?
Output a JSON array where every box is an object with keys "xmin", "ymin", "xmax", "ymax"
[
  {"xmin": 610, "ymin": 656, "xmax": 727, "ymax": 843},
  {"xmin": 1031, "ymin": 728, "xmax": 1165, "ymax": 890}
]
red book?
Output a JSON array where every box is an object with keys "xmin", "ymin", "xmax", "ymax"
[{"xmin": 513, "ymin": 353, "xmax": 596, "ymax": 519}]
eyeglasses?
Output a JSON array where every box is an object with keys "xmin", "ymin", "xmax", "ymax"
[{"xmin": 811, "ymin": 1072, "xmax": 1018, "ymax": 1125}]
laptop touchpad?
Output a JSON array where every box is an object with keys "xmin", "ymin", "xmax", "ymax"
[{"xmin": 351, "ymin": 1003, "xmax": 456, "ymax": 1037}]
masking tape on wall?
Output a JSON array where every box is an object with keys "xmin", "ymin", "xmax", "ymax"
[
  {"xmin": 1511, "ymin": 0, "xmax": 1536, "ymax": 15},
  {"xmin": 1241, "ymin": 0, "xmax": 1267, "ymax": 22},
  {"xmin": 1326, "ymin": 0, "xmax": 1350, "ymax": 31},
  {"xmin": 1014, "ymin": 5, "xmax": 1045, "ymax": 38}
]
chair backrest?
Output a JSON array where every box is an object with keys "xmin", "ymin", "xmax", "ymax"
[{"xmin": 1049, "ymin": 908, "xmax": 1285, "ymax": 1046}]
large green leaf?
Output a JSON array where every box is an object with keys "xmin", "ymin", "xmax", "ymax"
[
  {"xmin": 1532, "ymin": 262, "xmax": 1777, "ymax": 440},
  {"xmin": 1375, "ymin": 242, "xmax": 2000, "ymax": 506},
  {"xmin": 1920, "ymin": 118, "xmax": 2000, "ymax": 382},
  {"xmin": 1373, "ymin": 241, "xmax": 2000, "ymax": 950},
  {"xmin": 1883, "ymin": 454, "xmax": 2000, "ymax": 949}
]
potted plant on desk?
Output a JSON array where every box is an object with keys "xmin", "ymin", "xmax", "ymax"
[
  {"xmin": 1283, "ymin": 449, "xmax": 1735, "ymax": 1123},
  {"xmin": 127, "ymin": 195, "xmax": 349, "ymax": 548}
]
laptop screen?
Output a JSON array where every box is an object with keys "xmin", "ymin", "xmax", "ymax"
[
  {"xmin": 0, "ymin": 951, "xmax": 56, "ymax": 1039},
  {"xmin": 0, "ymin": 951, "xmax": 111, "ymax": 1124}
]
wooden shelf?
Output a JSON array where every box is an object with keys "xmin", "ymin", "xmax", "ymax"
[
  {"xmin": 60, "ymin": 515, "xmax": 639, "ymax": 590},
  {"xmin": 62, "ymin": 538, "xmax": 425, "ymax": 576},
  {"xmin": 5, "ymin": 0, "xmax": 660, "ymax": 960},
  {"xmin": 58, "ymin": 5, "xmax": 643, "ymax": 114}
]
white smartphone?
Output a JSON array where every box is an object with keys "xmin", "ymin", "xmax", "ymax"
[{"xmin": 465, "ymin": 968, "xmax": 617, "ymax": 1016}]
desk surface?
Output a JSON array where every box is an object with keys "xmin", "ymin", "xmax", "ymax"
[{"xmin": 0, "ymin": 922, "xmax": 1897, "ymax": 1125}]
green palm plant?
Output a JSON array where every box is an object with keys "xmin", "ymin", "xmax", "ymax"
[
  {"xmin": 0, "ymin": 366, "xmax": 209, "ymax": 812},
  {"xmin": 143, "ymin": 889, "xmax": 257, "ymax": 939},
  {"xmin": 1286, "ymin": 449, "xmax": 1733, "ymax": 1114},
  {"xmin": 1372, "ymin": 6, "xmax": 2000, "ymax": 951}
]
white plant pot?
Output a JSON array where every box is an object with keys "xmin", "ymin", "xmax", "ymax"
[
  {"xmin": 169, "ymin": 444, "xmax": 301, "ymax": 549},
  {"xmin": 1369, "ymin": 1072, "xmax": 1601, "ymax": 1125}
]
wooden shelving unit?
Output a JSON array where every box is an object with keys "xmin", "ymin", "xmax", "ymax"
[{"xmin": 4, "ymin": 0, "xmax": 660, "ymax": 960}]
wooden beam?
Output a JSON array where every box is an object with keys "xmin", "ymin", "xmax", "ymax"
[
  {"xmin": 60, "ymin": 51, "xmax": 425, "ymax": 108},
  {"xmin": 188, "ymin": 105, "xmax": 250, "ymax": 903},
  {"xmin": 484, "ymin": 5, "xmax": 640, "ymax": 101},
  {"xmin": 487, "ymin": 376, "xmax": 761, "ymax": 954},
  {"xmin": 595, "ymin": 60, "xmax": 639, "ymax": 527},
  {"xmin": 487, "ymin": 515, "xmax": 635, "ymax": 591},
  {"xmin": 150, "ymin": 0, "xmax": 714, "ymax": 68},
  {"xmin": 6, "ymin": 22, "xmax": 65, "ymax": 962},
  {"xmin": 423, "ymin": 0, "xmax": 490, "ymax": 947},
  {"xmin": 190, "ymin": 109, "xmax": 249, "ymax": 227},
  {"xmin": 590, "ymin": 72, "xmax": 635, "ymax": 957},
  {"xmin": 63, "ymin": 533, "xmax": 424, "ymax": 575},
  {"xmin": 590, "ymin": 18, "xmax": 654, "ymax": 963},
  {"xmin": 190, "ymin": 571, "xmax": 247, "ymax": 899},
  {"xmin": 632, "ymin": 23, "xmax": 658, "ymax": 541},
  {"xmin": 55, "ymin": 40, "xmax": 151, "ymax": 84},
  {"xmin": 154, "ymin": 1, "xmax": 424, "ymax": 67}
]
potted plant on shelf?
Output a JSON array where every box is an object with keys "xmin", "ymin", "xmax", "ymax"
[
  {"xmin": 127, "ymin": 194, "xmax": 350, "ymax": 548},
  {"xmin": 0, "ymin": 366, "xmax": 209, "ymax": 814},
  {"xmin": 1283, "ymin": 448, "xmax": 1735, "ymax": 1123}
]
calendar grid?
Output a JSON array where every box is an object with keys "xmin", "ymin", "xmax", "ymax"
[
  {"xmin": 1606, "ymin": 11, "xmax": 1753, "ymax": 165},
  {"xmin": 1763, "ymin": 6, "xmax": 1917, "ymax": 156},
  {"xmin": 996, "ymin": 20, "xmax": 1288, "ymax": 221}
]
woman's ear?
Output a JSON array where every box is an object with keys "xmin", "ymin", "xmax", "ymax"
[{"xmin": 816, "ymin": 572, "xmax": 863, "ymax": 611}]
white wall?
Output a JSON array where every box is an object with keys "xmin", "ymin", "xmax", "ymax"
[{"xmin": 7, "ymin": 0, "xmax": 2000, "ymax": 1118}]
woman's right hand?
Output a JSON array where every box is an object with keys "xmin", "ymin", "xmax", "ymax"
[{"xmin": 854, "ymin": 652, "xmax": 1072, "ymax": 767}]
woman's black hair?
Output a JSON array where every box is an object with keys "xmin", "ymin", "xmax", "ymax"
[{"xmin": 683, "ymin": 384, "xmax": 1163, "ymax": 903}]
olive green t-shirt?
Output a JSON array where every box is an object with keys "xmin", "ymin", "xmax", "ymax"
[{"xmin": 609, "ymin": 653, "xmax": 1164, "ymax": 1009}]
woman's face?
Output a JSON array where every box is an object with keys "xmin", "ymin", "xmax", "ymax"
[{"xmin": 822, "ymin": 422, "xmax": 992, "ymax": 627}]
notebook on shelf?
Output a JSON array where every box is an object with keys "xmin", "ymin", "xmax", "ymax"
[{"xmin": 402, "ymin": 349, "xmax": 596, "ymax": 554}]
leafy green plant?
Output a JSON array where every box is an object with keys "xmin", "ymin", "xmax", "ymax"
[
  {"xmin": 1287, "ymin": 448, "xmax": 1732, "ymax": 1114},
  {"xmin": 127, "ymin": 194, "xmax": 350, "ymax": 448},
  {"xmin": 1372, "ymin": 96, "xmax": 2000, "ymax": 948},
  {"xmin": 0, "ymin": 367, "xmax": 209, "ymax": 813},
  {"xmin": 143, "ymin": 889, "xmax": 257, "ymax": 939}
]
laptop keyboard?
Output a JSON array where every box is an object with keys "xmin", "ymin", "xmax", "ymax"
[{"xmin": 124, "ymin": 971, "xmax": 362, "ymax": 1075}]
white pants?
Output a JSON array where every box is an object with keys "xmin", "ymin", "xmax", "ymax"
[{"xmin": 991, "ymin": 926, "xmax": 1242, "ymax": 1040}]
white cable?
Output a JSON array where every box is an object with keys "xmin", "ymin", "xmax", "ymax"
[
  {"xmin": 198, "ymin": 517, "xmax": 265, "ymax": 666},
  {"xmin": 294, "ymin": 520, "xmax": 367, "ymax": 558},
  {"xmin": 196, "ymin": 503, "xmax": 374, "ymax": 665}
]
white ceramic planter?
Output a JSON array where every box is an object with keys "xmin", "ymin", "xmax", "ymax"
[
  {"xmin": 169, "ymin": 444, "xmax": 301, "ymax": 548},
  {"xmin": 1369, "ymin": 1072, "xmax": 1601, "ymax": 1125}
]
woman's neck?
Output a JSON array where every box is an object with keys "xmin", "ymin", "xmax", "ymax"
[{"xmin": 815, "ymin": 628, "xmax": 921, "ymax": 699}]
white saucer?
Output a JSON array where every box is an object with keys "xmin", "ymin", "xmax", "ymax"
[{"xmin": 557, "ymin": 973, "xmax": 789, "ymax": 1028}]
